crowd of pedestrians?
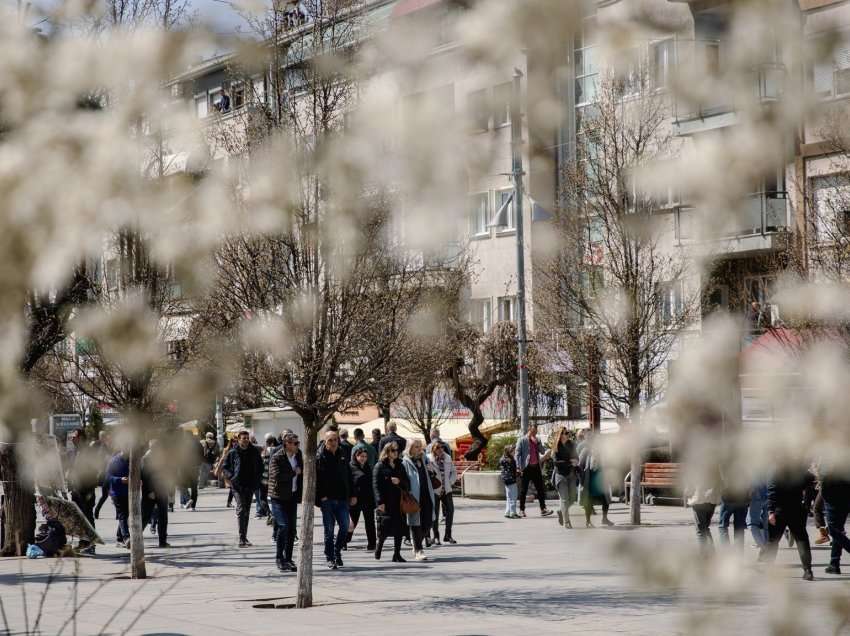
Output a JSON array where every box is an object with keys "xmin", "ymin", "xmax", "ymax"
[
  {"xmin": 685, "ymin": 459, "xmax": 850, "ymax": 581},
  {"xmin": 60, "ymin": 420, "xmax": 850, "ymax": 585}
]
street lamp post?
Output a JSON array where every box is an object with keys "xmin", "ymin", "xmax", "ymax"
[{"xmin": 492, "ymin": 68, "xmax": 530, "ymax": 435}]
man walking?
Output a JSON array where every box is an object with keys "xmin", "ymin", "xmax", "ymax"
[
  {"xmin": 316, "ymin": 429, "xmax": 354, "ymax": 570},
  {"xmin": 104, "ymin": 448, "xmax": 130, "ymax": 547},
  {"xmin": 515, "ymin": 424, "xmax": 554, "ymax": 518},
  {"xmin": 426, "ymin": 428, "xmax": 451, "ymax": 457},
  {"xmin": 199, "ymin": 432, "xmax": 220, "ymax": 489},
  {"xmin": 268, "ymin": 432, "xmax": 302, "ymax": 572},
  {"xmin": 221, "ymin": 429, "xmax": 264, "ymax": 547},
  {"xmin": 141, "ymin": 439, "xmax": 171, "ymax": 548},
  {"xmin": 379, "ymin": 422, "xmax": 407, "ymax": 454},
  {"xmin": 66, "ymin": 429, "xmax": 98, "ymax": 553},
  {"xmin": 758, "ymin": 465, "xmax": 815, "ymax": 581},
  {"xmin": 370, "ymin": 428, "xmax": 382, "ymax": 455},
  {"xmin": 821, "ymin": 467, "xmax": 850, "ymax": 574},
  {"xmin": 339, "ymin": 429, "xmax": 354, "ymax": 464}
]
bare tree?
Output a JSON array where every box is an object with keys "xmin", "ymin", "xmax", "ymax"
[{"xmin": 536, "ymin": 75, "xmax": 698, "ymax": 525}]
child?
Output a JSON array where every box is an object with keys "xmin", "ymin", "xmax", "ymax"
[{"xmin": 500, "ymin": 445, "xmax": 520, "ymax": 519}]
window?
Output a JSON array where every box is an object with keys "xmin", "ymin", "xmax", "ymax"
[
  {"xmin": 194, "ymin": 93, "xmax": 208, "ymax": 118},
  {"xmin": 574, "ymin": 14, "xmax": 598, "ymax": 107},
  {"xmin": 467, "ymin": 89, "xmax": 489, "ymax": 131},
  {"xmin": 650, "ymin": 39, "xmax": 674, "ymax": 90},
  {"xmin": 232, "ymin": 83, "xmax": 246, "ymax": 110},
  {"xmin": 493, "ymin": 82, "xmax": 512, "ymax": 127},
  {"xmin": 812, "ymin": 175, "xmax": 850, "ymax": 241},
  {"xmin": 469, "ymin": 298, "xmax": 492, "ymax": 332},
  {"xmin": 171, "ymin": 83, "xmax": 183, "ymax": 98},
  {"xmin": 703, "ymin": 41, "xmax": 721, "ymax": 77},
  {"xmin": 495, "ymin": 189, "xmax": 515, "ymax": 230},
  {"xmin": 469, "ymin": 192, "xmax": 490, "ymax": 236},
  {"xmin": 167, "ymin": 339, "xmax": 188, "ymax": 363},
  {"xmin": 105, "ymin": 258, "xmax": 119, "ymax": 292},
  {"xmin": 497, "ymin": 296, "xmax": 516, "ymax": 322},
  {"xmin": 614, "ymin": 47, "xmax": 641, "ymax": 98},
  {"xmin": 660, "ymin": 280, "xmax": 684, "ymax": 325},
  {"xmin": 813, "ymin": 33, "xmax": 850, "ymax": 99}
]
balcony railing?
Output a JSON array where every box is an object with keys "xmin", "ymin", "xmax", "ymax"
[
  {"xmin": 676, "ymin": 191, "xmax": 788, "ymax": 242},
  {"xmin": 672, "ymin": 39, "xmax": 786, "ymax": 124}
]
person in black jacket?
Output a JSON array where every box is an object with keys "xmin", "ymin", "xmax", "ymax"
[
  {"xmin": 316, "ymin": 429, "xmax": 354, "ymax": 570},
  {"xmin": 820, "ymin": 467, "xmax": 850, "ymax": 574},
  {"xmin": 372, "ymin": 441, "xmax": 409, "ymax": 562},
  {"xmin": 346, "ymin": 446, "xmax": 376, "ymax": 551},
  {"xmin": 141, "ymin": 440, "xmax": 171, "ymax": 548},
  {"xmin": 758, "ymin": 466, "xmax": 815, "ymax": 580},
  {"xmin": 378, "ymin": 422, "xmax": 407, "ymax": 454},
  {"xmin": 221, "ymin": 429, "xmax": 264, "ymax": 547},
  {"xmin": 268, "ymin": 432, "xmax": 302, "ymax": 572}
]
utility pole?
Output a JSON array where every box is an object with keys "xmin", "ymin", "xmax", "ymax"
[
  {"xmin": 215, "ymin": 396, "xmax": 225, "ymax": 450},
  {"xmin": 511, "ymin": 68, "xmax": 531, "ymax": 436}
]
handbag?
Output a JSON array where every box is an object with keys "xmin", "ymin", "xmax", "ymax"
[
  {"xmin": 400, "ymin": 489, "xmax": 420, "ymax": 515},
  {"xmin": 429, "ymin": 471, "xmax": 442, "ymax": 491}
]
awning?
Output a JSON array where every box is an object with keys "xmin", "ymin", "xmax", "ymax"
[{"xmin": 391, "ymin": 0, "xmax": 443, "ymax": 18}]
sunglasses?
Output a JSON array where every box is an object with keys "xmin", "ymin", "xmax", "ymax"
[{"xmin": 389, "ymin": 449, "xmax": 398, "ymax": 453}]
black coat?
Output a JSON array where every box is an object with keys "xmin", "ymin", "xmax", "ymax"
[
  {"xmin": 315, "ymin": 447, "xmax": 352, "ymax": 502},
  {"xmin": 767, "ymin": 469, "xmax": 816, "ymax": 514},
  {"xmin": 553, "ymin": 441, "xmax": 578, "ymax": 477},
  {"xmin": 350, "ymin": 459, "xmax": 375, "ymax": 509},
  {"xmin": 821, "ymin": 473, "xmax": 850, "ymax": 506},
  {"xmin": 268, "ymin": 448, "xmax": 303, "ymax": 502},
  {"xmin": 378, "ymin": 431, "xmax": 407, "ymax": 454},
  {"xmin": 373, "ymin": 459, "xmax": 409, "ymax": 517},
  {"xmin": 221, "ymin": 444, "xmax": 263, "ymax": 491}
]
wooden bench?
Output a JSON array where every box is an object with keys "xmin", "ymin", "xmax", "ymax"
[{"xmin": 624, "ymin": 462, "xmax": 685, "ymax": 506}]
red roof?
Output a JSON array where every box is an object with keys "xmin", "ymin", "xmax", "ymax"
[{"xmin": 391, "ymin": 0, "xmax": 444, "ymax": 18}]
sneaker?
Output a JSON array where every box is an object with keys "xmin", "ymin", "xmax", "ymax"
[
  {"xmin": 392, "ymin": 553, "xmax": 406, "ymax": 563},
  {"xmin": 403, "ymin": 537, "xmax": 412, "ymax": 546},
  {"xmin": 519, "ymin": 511, "xmax": 527, "ymax": 518},
  {"xmin": 510, "ymin": 513, "xmax": 521, "ymax": 519},
  {"xmin": 327, "ymin": 560, "xmax": 337, "ymax": 570},
  {"xmin": 803, "ymin": 569, "xmax": 814, "ymax": 581},
  {"xmin": 79, "ymin": 544, "xmax": 96, "ymax": 555},
  {"xmin": 602, "ymin": 518, "xmax": 615, "ymax": 527},
  {"xmin": 158, "ymin": 542, "xmax": 171, "ymax": 548},
  {"xmin": 286, "ymin": 561, "xmax": 298, "ymax": 572},
  {"xmin": 335, "ymin": 556, "xmax": 344, "ymax": 568},
  {"xmin": 825, "ymin": 565, "xmax": 842, "ymax": 575},
  {"xmin": 277, "ymin": 559, "xmax": 287, "ymax": 572},
  {"xmin": 238, "ymin": 539, "xmax": 249, "ymax": 548},
  {"xmin": 504, "ymin": 513, "xmax": 511, "ymax": 518},
  {"xmin": 425, "ymin": 537, "xmax": 433, "ymax": 548},
  {"xmin": 443, "ymin": 537, "xmax": 457, "ymax": 544},
  {"xmin": 414, "ymin": 550, "xmax": 428, "ymax": 561},
  {"xmin": 433, "ymin": 537, "xmax": 441, "ymax": 546},
  {"xmin": 541, "ymin": 509, "xmax": 554, "ymax": 517}
]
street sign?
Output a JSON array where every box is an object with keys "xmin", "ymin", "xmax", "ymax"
[{"xmin": 49, "ymin": 413, "xmax": 82, "ymax": 441}]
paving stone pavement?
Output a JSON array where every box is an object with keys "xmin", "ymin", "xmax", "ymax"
[{"xmin": 0, "ymin": 488, "xmax": 847, "ymax": 635}]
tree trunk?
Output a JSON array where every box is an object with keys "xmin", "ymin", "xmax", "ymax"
[
  {"xmin": 295, "ymin": 420, "xmax": 318, "ymax": 608},
  {"xmin": 378, "ymin": 403, "xmax": 391, "ymax": 425},
  {"xmin": 128, "ymin": 444, "xmax": 146, "ymax": 579},
  {"xmin": 0, "ymin": 441, "xmax": 36, "ymax": 556},
  {"xmin": 629, "ymin": 401, "xmax": 642, "ymax": 526},
  {"xmin": 464, "ymin": 406, "xmax": 487, "ymax": 461}
]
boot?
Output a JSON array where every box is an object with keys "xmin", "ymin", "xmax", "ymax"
[
  {"xmin": 374, "ymin": 537, "xmax": 385, "ymax": 560},
  {"xmin": 815, "ymin": 527, "xmax": 830, "ymax": 545}
]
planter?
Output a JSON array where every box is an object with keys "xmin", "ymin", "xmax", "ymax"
[{"xmin": 462, "ymin": 471, "xmax": 505, "ymax": 500}]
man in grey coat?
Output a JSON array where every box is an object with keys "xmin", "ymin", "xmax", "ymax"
[{"xmin": 515, "ymin": 424, "xmax": 554, "ymax": 518}]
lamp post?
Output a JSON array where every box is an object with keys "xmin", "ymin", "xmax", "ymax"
[{"xmin": 491, "ymin": 69, "xmax": 531, "ymax": 435}]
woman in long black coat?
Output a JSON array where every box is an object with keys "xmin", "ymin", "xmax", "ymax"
[{"xmin": 372, "ymin": 441, "xmax": 409, "ymax": 562}]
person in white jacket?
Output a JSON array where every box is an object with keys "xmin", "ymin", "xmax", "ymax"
[{"xmin": 428, "ymin": 443, "xmax": 458, "ymax": 545}]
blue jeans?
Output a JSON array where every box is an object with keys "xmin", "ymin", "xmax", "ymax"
[
  {"xmin": 748, "ymin": 487, "xmax": 769, "ymax": 546},
  {"xmin": 270, "ymin": 499, "xmax": 298, "ymax": 563},
  {"xmin": 719, "ymin": 501, "xmax": 748, "ymax": 547},
  {"xmin": 505, "ymin": 483, "xmax": 517, "ymax": 515},
  {"xmin": 320, "ymin": 499, "xmax": 349, "ymax": 562},
  {"xmin": 825, "ymin": 502, "xmax": 850, "ymax": 568}
]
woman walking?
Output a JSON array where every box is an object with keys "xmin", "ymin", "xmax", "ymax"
[
  {"xmin": 402, "ymin": 439, "xmax": 436, "ymax": 561},
  {"xmin": 500, "ymin": 445, "xmax": 520, "ymax": 518},
  {"xmin": 348, "ymin": 447, "xmax": 376, "ymax": 551},
  {"xmin": 579, "ymin": 433, "xmax": 614, "ymax": 527},
  {"xmin": 372, "ymin": 442, "xmax": 409, "ymax": 562},
  {"xmin": 551, "ymin": 427, "xmax": 579, "ymax": 529},
  {"xmin": 428, "ymin": 442, "xmax": 457, "ymax": 545}
]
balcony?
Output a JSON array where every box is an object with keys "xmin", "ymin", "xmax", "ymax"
[
  {"xmin": 676, "ymin": 191, "xmax": 789, "ymax": 255},
  {"xmin": 672, "ymin": 39, "xmax": 786, "ymax": 136}
]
